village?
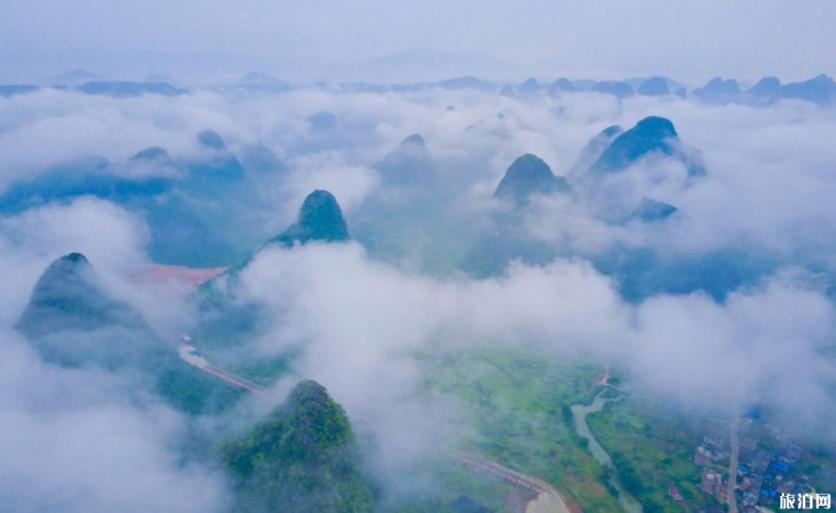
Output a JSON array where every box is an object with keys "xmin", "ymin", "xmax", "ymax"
[{"xmin": 693, "ymin": 416, "xmax": 823, "ymax": 513}]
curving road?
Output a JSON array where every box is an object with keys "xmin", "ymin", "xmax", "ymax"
[
  {"xmin": 444, "ymin": 449, "xmax": 572, "ymax": 513},
  {"xmin": 178, "ymin": 340, "xmax": 572, "ymax": 513}
]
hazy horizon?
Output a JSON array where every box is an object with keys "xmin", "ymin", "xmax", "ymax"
[{"xmin": 2, "ymin": 0, "xmax": 836, "ymax": 83}]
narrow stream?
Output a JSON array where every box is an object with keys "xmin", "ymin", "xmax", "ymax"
[{"xmin": 570, "ymin": 391, "xmax": 643, "ymax": 513}]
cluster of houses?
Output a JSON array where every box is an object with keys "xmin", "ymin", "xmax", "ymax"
[
  {"xmin": 695, "ymin": 434, "xmax": 730, "ymax": 504},
  {"xmin": 736, "ymin": 441, "xmax": 809, "ymax": 511},
  {"xmin": 694, "ymin": 424, "xmax": 813, "ymax": 513}
]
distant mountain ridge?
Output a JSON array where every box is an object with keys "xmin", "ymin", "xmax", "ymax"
[
  {"xmin": 374, "ymin": 133, "xmax": 438, "ymax": 187},
  {"xmin": 691, "ymin": 77, "xmax": 742, "ymax": 105},
  {"xmin": 78, "ymin": 81, "xmax": 187, "ymax": 97},
  {"xmin": 1, "ymin": 72, "xmax": 833, "ymax": 105},
  {"xmin": 0, "ymin": 129, "xmax": 289, "ymax": 267}
]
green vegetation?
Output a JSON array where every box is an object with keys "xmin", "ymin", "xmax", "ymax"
[
  {"xmin": 155, "ymin": 360, "xmax": 244, "ymax": 414},
  {"xmin": 587, "ymin": 397, "xmax": 713, "ymax": 513},
  {"xmin": 378, "ymin": 454, "xmax": 519, "ymax": 513},
  {"xmin": 223, "ymin": 379, "xmax": 375, "ymax": 513},
  {"xmin": 227, "ymin": 353, "xmax": 295, "ymax": 386},
  {"xmin": 270, "ymin": 189, "xmax": 350, "ymax": 246},
  {"xmin": 422, "ymin": 346, "xmax": 622, "ymax": 513},
  {"xmin": 17, "ymin": 252, "xmax": 245, "ymax": 415}
]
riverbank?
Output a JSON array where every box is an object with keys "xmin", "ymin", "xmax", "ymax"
[{"xmin": 571, "ymin": 391, "xmax": 644, "ymax": 513}]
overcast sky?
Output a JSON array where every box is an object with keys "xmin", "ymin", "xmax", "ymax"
[{"xmin": 1, "ymin": 0, "xmax": 835, "ymax": 83}]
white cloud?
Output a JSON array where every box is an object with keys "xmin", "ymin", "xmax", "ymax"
[
  {"xmin": 0, "ymin": 331, "xmax": 228, "ymax": 513},
  {"xmin": 235, "ymin": 242, "xmax": 836, "ymax": 453}
]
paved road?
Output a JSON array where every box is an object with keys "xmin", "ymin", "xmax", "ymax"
[
  {"xmin": 444, "ymin": 449, "xmax": 572, "ymax": 513},
  {"xmin": 178, "ymin": 341, "xmax": 572, "ymax": 512},
  {"xmin": 727, "ymin": 417, "xmax": 740, "ymax": 513},
  {"xmin": 178, "ymin": 344, "xmax": 267, "ymax": 395}
]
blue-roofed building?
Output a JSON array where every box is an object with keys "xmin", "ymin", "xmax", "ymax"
[{"xmin": 769, "ymin": 460, "xmax": 790, "ymax": 474}]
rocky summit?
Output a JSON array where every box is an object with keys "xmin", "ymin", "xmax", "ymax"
[
  {"xmin": 223, "ymin": 379, "xmax": 374, "ymax": 513},
  {"xmin": 16, "ymin": 253, "xmax": 144, "ymax": 338},
  {"xmin": 271, "ymin": 189, "xmax": 350, "ymax": 247},
  {"xmin": 591, "ymin": 116, "xmax": 688, "ymax": 174},
  {"xmin": 494, "ymin": 154, "xmax": 571, "ymax": 205}
]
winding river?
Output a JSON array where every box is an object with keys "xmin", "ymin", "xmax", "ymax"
[{"xmin": 570, "ymin": 391, "xmax": 643, "ymax": 513}]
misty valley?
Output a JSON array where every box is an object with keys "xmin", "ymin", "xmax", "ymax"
[{"xmin": 1, "ymin": 72, "xmax": 835, "ymax": 513}]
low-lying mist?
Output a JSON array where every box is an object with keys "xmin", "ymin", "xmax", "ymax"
[{"xmin": 1, "ymin": 84, "xmax": 835, "ymax": 511}]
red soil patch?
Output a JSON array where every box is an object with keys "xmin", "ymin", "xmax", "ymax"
[
  {"xmin": 144, "ymin": 264, "xmax": 227, "ymax": 287},
  {"xmin": 563, "ymin": 495, "xmax": 585, "ymax": 513}
]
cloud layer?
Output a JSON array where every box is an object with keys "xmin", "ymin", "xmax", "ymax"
[{"xmin": 1, "ymin": 83, "xmax": 835, "ymax": 510}]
